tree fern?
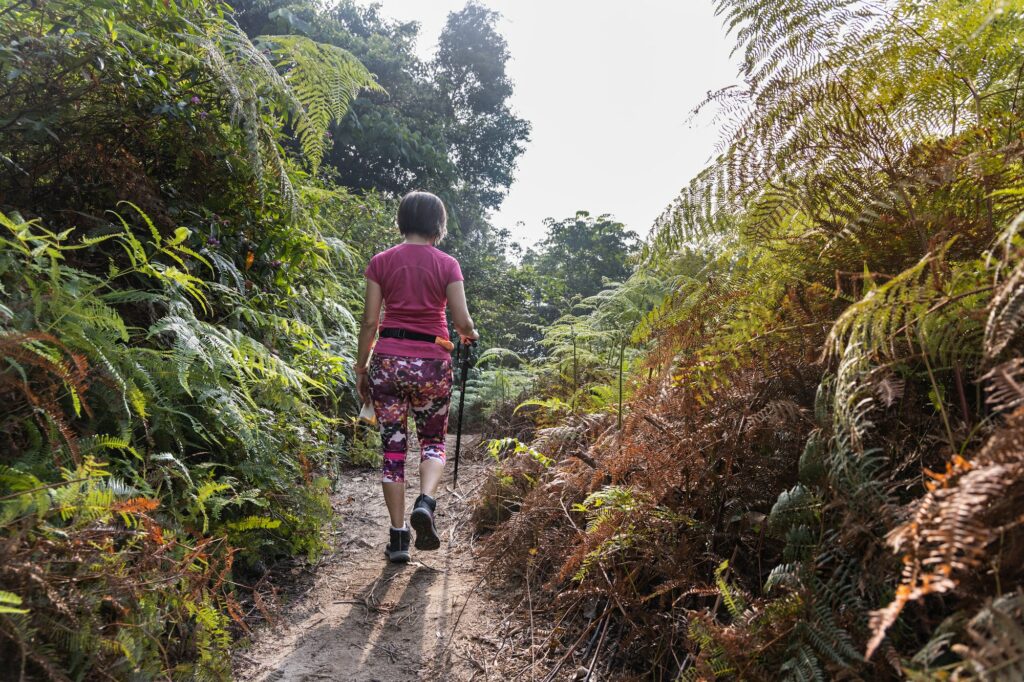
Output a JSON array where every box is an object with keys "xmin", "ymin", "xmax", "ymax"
[
  {"xmin": 125, "ymin": 12, "xmax": 380, "ymax": 214},
  {"xmin": 262, "ymin": 34, "xmax": 384, "ymax": 170}
]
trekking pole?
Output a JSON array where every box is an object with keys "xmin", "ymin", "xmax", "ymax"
[{"xmin": 452, "ymin": 339, "xmax": 475, "ymax": 486}]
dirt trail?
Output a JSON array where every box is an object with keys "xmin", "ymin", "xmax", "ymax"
[{"xmin": 234, "ymin": 437, "xmax": 517, "ymax": 682}]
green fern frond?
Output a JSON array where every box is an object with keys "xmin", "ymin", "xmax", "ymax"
[
  {"xmin": 262, "ymin": 34, "xmax": 384, "ymax": 170},
  {"xmin": 714, "ymin": 560, "xmax": 748, "ymax": 619},
  {"xmin": 0, "ymin": 591, "xmax": 29, "ymax": 615},
  {"xmin": 227, "ymin": 515, "xmax": 282, "ymax": 532}
]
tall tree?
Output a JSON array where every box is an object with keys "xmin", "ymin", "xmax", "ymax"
[
  {"xmin": 526, "ymin": 211, "xmax": 640, "ymax": 311},
  {"xmin": 434, "ymin": 2, "xmax": 530, "ymax": 213},
  {"xmin": 234, "ymin": 1, "xmax": 530, "ymax": 229}
]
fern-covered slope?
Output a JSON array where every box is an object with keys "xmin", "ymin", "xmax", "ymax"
[
  {"xmin": 477, "ymin": 1, "xmax": 1024, "ymax": 679},
  {"xmin": 0, "ymin": 1, "xmax": 389, "ymax": 677}
]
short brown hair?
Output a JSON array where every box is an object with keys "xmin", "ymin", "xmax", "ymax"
[{"xmin": 397, "ymin": 191, "xmax": 447, "ymax": 242}]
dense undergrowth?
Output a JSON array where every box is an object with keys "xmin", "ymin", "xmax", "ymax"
[
  {"xmin": 0, "ymin": 1, "xmax": 392, "ymax": 676},
  {"xmin": 476, "ymin": 1, "xmax": 1024, "ymax": 679}
]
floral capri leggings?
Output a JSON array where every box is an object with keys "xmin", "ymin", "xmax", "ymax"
[{"xmin": 368, "ymin": 354, "xmax": 453, "ymax": 484}]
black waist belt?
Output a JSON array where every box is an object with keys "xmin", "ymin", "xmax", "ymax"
[{"xmin": 379, "ymin": 327, "xmax": 454, "ymax": 351}]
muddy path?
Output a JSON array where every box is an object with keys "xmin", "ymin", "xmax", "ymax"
[{"xmin": 233, "ymin": 437, "xmax": 530, "ymax": 681}]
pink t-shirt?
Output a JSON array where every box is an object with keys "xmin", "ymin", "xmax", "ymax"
[{"xmin": 365, "ymin": 243, "xmax": 464, "ymax": 360}]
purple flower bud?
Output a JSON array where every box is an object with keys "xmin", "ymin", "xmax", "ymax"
[
  {"xmin": 199, "ymin": 111, "xmax": 208, "ymax": 119},
  {"xmin": 206, "ymin": 236, "xmax": 221, "ymax": 247},
  {"xmin": 190, "ymin": 96, "xmax": 201, "ymax": 105},
  {"xmin": 270, "ymin": 259, "xmax": 283, "ymax": 269}
]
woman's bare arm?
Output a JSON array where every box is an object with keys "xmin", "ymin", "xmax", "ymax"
[
  {"xmin": 446, "ymin": 280, "xmax": 479, "ymax": 341},
  {"xmin": 356, "ymin": 279, "xmax": 383, "ymax": 371}
]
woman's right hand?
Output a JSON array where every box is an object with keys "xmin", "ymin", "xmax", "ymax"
[
  {"xmin": 356, "ymin": 371, "xmax": 372, "ymax": 405},
  {"xmin": 459, "ymin": 329, "xmax": 479, "ymax": 345}
]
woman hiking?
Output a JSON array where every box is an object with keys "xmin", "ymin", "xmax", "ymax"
[{"xmin": 354, "ymin": 190, "xmax": 479, "ymax": 563}]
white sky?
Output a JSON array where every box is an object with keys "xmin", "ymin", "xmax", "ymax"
[{"xmin": 370, "ymin": 0, "xmax": 740, "ymax": 248}]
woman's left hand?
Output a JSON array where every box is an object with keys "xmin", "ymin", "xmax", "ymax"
[{"xmin": 357, "ymin": 372, "xmax": 372, "ymax": 405}]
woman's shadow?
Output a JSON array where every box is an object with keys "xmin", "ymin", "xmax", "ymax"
[{"xmin": 268, "ymin": 561, "xmax": 439, "ymax": 681}]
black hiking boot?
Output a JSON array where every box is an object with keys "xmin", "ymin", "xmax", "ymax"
[
  {"xmin": 384, "ymin": 527, "xmax": 410, "ymax": 563},
  {"xmin": 410, "ymin": 494, "xmax": 441, "ymax": 551}
]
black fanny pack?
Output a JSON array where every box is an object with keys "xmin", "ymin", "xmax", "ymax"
[{"xmin": 379, "ymin": 327, "xmax": 454, "ymax": 351}]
